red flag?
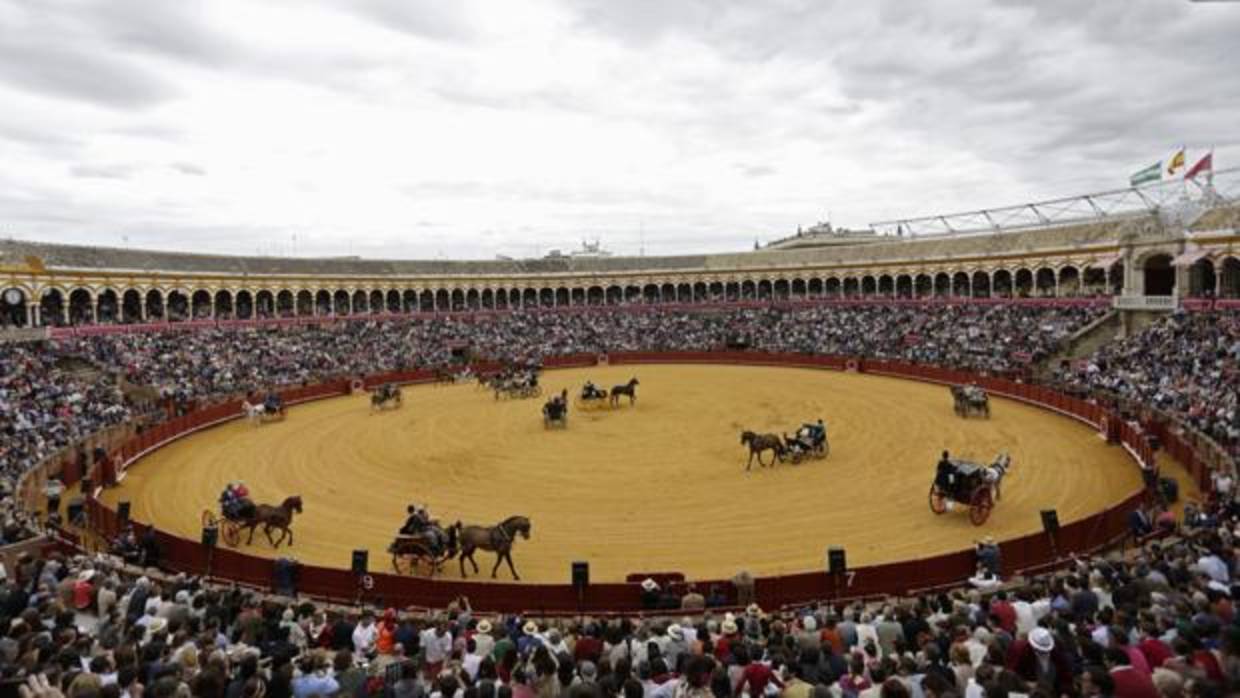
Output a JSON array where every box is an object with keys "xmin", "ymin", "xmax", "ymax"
[{"xmin": 1185, "ymin": 152, "xmax": 1213, "ymax": 179}]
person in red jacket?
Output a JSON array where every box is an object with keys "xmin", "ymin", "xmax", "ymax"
[
  {"xmin": 990, "ymin": 591, "xmax": 1017, "ymax": 635},
  {"xmin": 1006, "ymin": 627, "xmax": 1073, "ymax": 696},
  {"xmin": 1105, "ymin": 647, "xmax": 1159, "ymax": 698}
]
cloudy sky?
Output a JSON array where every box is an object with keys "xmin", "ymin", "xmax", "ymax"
[{"xmin": 1, "ymin": 0, "xmax": 1237, "ymax": 259}]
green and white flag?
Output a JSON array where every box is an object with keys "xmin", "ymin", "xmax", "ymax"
[{"xmin": 1129, "ymin": 162, "xmax": 1161, "ymax": 186}]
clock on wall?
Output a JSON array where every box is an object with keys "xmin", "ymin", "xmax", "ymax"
[{"xmin": 3, "ymin": 288, "xmax": 24, "ymax": 305}]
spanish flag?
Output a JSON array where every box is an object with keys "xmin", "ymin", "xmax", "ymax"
[{"xmin": 1166, "ymin": 147, "xmax": 1186, "ymax": 176}]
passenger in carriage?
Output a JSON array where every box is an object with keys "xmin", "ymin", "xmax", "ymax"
[
  {"xmin": 264, "ymin": 390, "xmax": 283, "ymax": 413},
  {"xmin": 399, "ymin": 504, "xmax": 430, "ymax": 536},
  {"xmin": 582, "ymin": 380, "xmax": 601, "ymax": 399}
]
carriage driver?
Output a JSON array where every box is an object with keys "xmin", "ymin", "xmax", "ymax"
[
  {"xmin": 792, "ymin": 419, "xmax": 826, "ymax": 452},
  {"xmin": 582, "ymin": 380, "xmax": 602, "ymax": 400},
  {"xmin": 935, "ymin": 451, "xmax": 957, "ymax": 494},
  {"xmin": 264, "ymin": 390, "xmax": 283, "ymax": 413}
]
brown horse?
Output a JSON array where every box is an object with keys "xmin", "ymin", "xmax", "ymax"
[
  {"xmin": 241, "ymin": 495, "xmax": 303, "ymax": 548},
  {"xmin": 609, "ymin": 377, "xmax": 640, "ymax": 407},
  {"xmin": 458, "ymin": 515, "xmax": 531, "ymax": 580},
  {"xmin": 741, "ymin": 431, "xmax": 785, "ymax": 470}
]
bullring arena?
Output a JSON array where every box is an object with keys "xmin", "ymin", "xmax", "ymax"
[
  {"xmin": 100, "ymin": 362, "xmax": 1175, "ymax": 584},
  {"xmin": 9, "ymin": 8, "xmax": 1240, "ymax": 697}
]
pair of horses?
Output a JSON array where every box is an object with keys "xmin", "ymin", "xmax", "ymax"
[{"xmin": 392, "ymin": 515, "xmax": 532, "ymax": 579}]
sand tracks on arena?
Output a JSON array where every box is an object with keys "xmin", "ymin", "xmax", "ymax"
[{"xmin": 103, "ymin": 365, "xmax": 1185, "ymax": 583}]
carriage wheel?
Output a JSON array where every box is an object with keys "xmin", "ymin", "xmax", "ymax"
[
  {"xmin": 392, "ymin": 553, "xmax": 413, "ymax": 575},
  {"xmin": 817, "ymin": 440, "xmax": 830, "ymax": 459},
  {"xmin": 222, "ymin": 520, "xmax": 242, "ymax": 547},
  {"xmin": 928, "ymin": 486, "xmax": 947, "ymax": 514},
  {"xmin": 969, "ymin": 487, "xmax": 993, "ymax": 526}
]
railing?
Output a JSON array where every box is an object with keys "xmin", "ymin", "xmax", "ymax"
[
  {"xmin": 0, "ymin": 326, "xmax": 50, "ymax": 343},
  {"xmin": 66, "ymin": 351, "xmax": 1191, "ymax": 614},
  {"xmin": 1112, "ymin": 295, "xmax": 1179, "ymax": 311}
]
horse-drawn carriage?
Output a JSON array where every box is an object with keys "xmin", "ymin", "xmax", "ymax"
[
  {"xmin": 203, "ymin": 485, "xmax": 303, "ymax": 547},
  {"xmin": 243, "ymin": 392, "xmax": 287, "ymax": 425},
  {"xmin": 494, "ymin": 372, "xmax": 542, "ymax": 400},
  {"xmin": 370, "ymin": 383, "xmax": 402, "ymax": 411},
  {"xmin": 950, "ymin": 385, "xmax": 990, "ymax": 419},
  {"xmin": 929, "ymin": 453, "xmax": 1011, "ymax": 525},
  {"xmin": 543, "ymin": 389, "xmax": 568, "ymax": 428}
]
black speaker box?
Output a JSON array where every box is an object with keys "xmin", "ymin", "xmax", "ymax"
[
  {"xmin": 828, "ymin": 547, "xmax": 847, "ymax": 575},
  {"xmin": 1041, "ymin": 509, "xmax": 1060, "ymax": 535},
  {"xmin": 572, "ymin": 561, "xmax": 589, "ymax": 589},
  {"xmin": 201, "ymin": 526, "xmax": 218, "ymax": 547},
  {"xmin": 351, "ymin": 549, "xmax": 369, "ymax": 575},
  {"xmin": 117, "ymin": 501, "xmax": 131, "ymax": 524}
]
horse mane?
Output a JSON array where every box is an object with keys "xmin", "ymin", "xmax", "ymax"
[{"xmin": 499, "ymin": 515, "xmax": 528, "ymax": 529}]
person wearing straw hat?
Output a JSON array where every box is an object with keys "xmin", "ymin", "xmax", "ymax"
[
  {"xmin": 473, "ymin": 618, "xmax": 496, "ymax": 658},
  {"xmin": 518, "ymin": 619, "xmax": 543, "ymax": 655}
]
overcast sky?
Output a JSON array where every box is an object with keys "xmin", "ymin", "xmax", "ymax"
[{"xmin": 1, "ymin": 0, "xmax": 1237, "ymax": 259}]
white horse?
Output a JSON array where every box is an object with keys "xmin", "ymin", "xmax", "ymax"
[
  {"xmin": 242, "ymin": 400, "xmax": 265, "ymax": 426},
  {"xmin": 982, "ymin": 452, "xmax": 1013, "ymax": 500}
]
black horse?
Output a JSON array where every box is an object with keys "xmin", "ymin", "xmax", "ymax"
[{"xmin": 609, "ymin": 377, "xmax": 640, "ymax": 407}]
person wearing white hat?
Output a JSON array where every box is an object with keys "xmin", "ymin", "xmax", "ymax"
[
  {"xmin": 664, "ymin": 624, "xmax": 689, "ymax": 670},
  {"xmin": 1008, "ymin": 627, "xmax": 1071, "ymax": 695}
]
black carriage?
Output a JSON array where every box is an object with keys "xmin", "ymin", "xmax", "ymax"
[
  {"xmin": 784, "ymin": 428, "xmax": 829, "ymax": 464},
  {"xmin": 388, "ymin": 531, "xmax": 454, "ymax": 576},
  {"xmin": 370, "ymin": 383, "xmax": 403, "ymax": 411},
  {"xmin": 543, "ymin": 404, "xmax": 567, "ymax": 428},
  {"xmin": 951, "ymin": 385, "xmax": 990, "ymax": 419},
  {"xmin": 494, "ymin": 373, "xmax": 542, "ymax": 400},
  {"xmin": 929, "ymin": 459, "xmax": 994, "ymax": 525},
  {"xmin": 573, "ymin": 384, "xmax": 609, "ymax": 411}
]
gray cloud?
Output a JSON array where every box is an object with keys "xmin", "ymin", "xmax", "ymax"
[
  {"xmin": 170, "ymin": 162, "xmax": 206, "ymax": 176},
  {"xmin": 69, "ymin": 163, "xmax": 139, "ymax": 180},
  {"xmin": 0, "ymin": 0, "xmax": 1237, "ymax": 258}
]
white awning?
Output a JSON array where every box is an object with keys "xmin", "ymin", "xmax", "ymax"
[
  {"xmin": 1173, "ymin": 249, "xmax": 1209, "ymax": 267},
  {"xmin": 1085, "ymin": 254, "xmax": 1122, "ymax": 270}
]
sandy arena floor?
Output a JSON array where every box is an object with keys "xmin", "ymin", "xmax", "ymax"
[{"xmin": 102, "ymin": 364, "xmax": 1187, "ymax": 583}]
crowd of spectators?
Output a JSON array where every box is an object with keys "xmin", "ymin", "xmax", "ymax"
[
  {"xmin": 2, "ymin": 303, "xmax": 1240, "ymax": 697},
  {"xmin": 1055, "ymin": 310, "xmax": 1240, "ymax": 455},
  {"xmin": 4, "ymin": 511, "xmax": 1240, "ymax": 698}
]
